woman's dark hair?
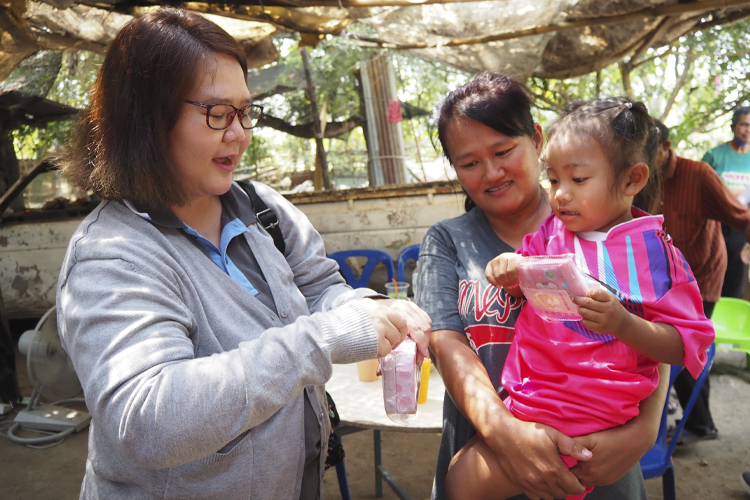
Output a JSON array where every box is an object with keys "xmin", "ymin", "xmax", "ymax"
[
  {"xmin": 436, "ymin": 72, "xmax": 537, "ymax": 211},
  {"xmin": 546, "ymin": 97, "xmax": 661, "ymax": 214},
  {"xmin": 58, "ymin": 9, "xmax": 248, "ymax": 207}
]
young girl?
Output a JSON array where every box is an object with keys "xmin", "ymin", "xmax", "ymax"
[{"xmin": 444, "ymin": 98, "xmax": 715, "ymax": 500}]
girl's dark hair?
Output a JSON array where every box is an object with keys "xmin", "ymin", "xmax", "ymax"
[
  {"xmin": 437, "ymin": 72, "xmax": 537, "ymax": 211},
  {"xmin": 546, "ymin": 97, "xmax": 661, "ymax": 213},
  {"xmin": 654, "ymin": 118, "xmax": 669, "ymax": 144},
  {"xmin": 57, "ymin": 9, "xmax": 248, "ymax": 207}
]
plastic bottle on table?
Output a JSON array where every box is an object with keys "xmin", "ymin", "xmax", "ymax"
[{"xmin": 411, "ymin": 261, "xmax": 419, "ymax": 298}]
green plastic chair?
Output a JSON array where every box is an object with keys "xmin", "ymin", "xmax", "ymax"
[{"xmin": 711, "ymin": 297, "xmax": 750, "ymax": 369}]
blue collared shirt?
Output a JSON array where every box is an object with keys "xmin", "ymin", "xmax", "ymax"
[
  {"xmin": 123, "ymin": 193, "xmax": 266, "ymax": 299},
  {"xmin": 182, "ymin": 218, "xmax": 259, "ymax": 296}
]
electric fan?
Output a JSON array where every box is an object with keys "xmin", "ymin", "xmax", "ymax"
[{"xmin": 8, "ymin": 306, "xmax": 91, "ymax": 445}]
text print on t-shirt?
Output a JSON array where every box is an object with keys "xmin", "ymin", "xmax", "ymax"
[{"xmin": 458, "ymin": 280, "xmax": 523, "ymax": 351}]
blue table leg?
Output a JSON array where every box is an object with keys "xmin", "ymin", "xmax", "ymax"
[{"xmin": 374, "ymin": 429, "xmax": 382, "ymax": 497}]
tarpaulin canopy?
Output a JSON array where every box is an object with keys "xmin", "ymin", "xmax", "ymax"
[{"xmin": 2, "ymin": 0, "xmax": 750, "ymax": 84}]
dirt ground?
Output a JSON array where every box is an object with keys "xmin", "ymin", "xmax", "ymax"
[{"xmin": 1, "ymin": 349, "xmax": 749, "ymax": 500}]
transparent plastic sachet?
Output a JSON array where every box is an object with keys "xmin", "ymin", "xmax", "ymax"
[
  {"xmin": 379, "ymin": 338, "xmax": 422, "ymax": 425},
  {"xmin": 516, "ymin": 254, "xmax": 604, "ymax": 322}
]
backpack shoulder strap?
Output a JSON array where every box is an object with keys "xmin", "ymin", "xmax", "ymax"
[{"xmin": 237, "ymin": 180, "xmax": 285, "ymax": 255}]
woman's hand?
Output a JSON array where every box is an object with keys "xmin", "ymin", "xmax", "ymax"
[
  {"xmin": 569, "ymin": 363, "xmax": 669, "ymax": 487},
  {"xmin": 432, "ymin": 329, "xmax": 590, "ymax": 499},
  {"xmin": 360, "ymin": 298, "xmax": 432, "ymax": 358},
  {"xmin": 483, "ymin": 419, "xmax": 592, "ymax": 500},
  {"xmin": 485, "ymin": 253, "xmax": 524, "ymax": 298}
]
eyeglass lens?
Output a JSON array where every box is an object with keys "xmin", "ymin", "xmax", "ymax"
[{"xmin": 207, "ymin": 105, "xmax": 261, "ymax": 130}]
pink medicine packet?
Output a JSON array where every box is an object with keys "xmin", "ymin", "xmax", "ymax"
[
  {"xmin": 516, "ymin": 254, "xmax": 601, "ymax": 322},
  {"xmin": 379, "ymin": 338, "xmax": 423, "ymax": 425}
]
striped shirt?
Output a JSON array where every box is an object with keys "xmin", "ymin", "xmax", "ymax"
[
  {"xmin": 502, "ymin": 209, "xmax": 714, "ymax": 437},
  {"xmin": 659, "ymin": 151, "xmax": 750, "ymax": 302}
]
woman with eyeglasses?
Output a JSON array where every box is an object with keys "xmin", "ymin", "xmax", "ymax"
[{"xmin": 55, "ymin": 9, "xmax": 431, "ymax": 500}]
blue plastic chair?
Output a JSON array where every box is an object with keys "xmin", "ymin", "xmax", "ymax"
[
  {"xmin": 639, "ymin": 342, "xmax": 716, "ymax": 500},
  {"xmin": 328, "ymin": 250, "xmax": 395, "ymax": 289},
  {"xmin": 396, "ymin": 244, "xmax": 420, "ymax": 283}
]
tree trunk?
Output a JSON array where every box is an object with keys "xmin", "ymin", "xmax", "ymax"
[
  {"xmin": 0, "ymin": 124, "xmax": 20, "ymax": 198},
  {"xmin": 300, "ymin": 47, "xmax": 333, "ymax": 191},
  {"xmin": 660, "ymin": 51, "xmax": 696, "ymax": 122},
  {"xmin": 619, "ymin": 61, "xmax": 633, "ymax": 98}
]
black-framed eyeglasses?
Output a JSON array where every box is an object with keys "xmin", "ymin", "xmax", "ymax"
[{"xmin": 185, "ymin": 100, "xmax": 263, "ymax": 130}]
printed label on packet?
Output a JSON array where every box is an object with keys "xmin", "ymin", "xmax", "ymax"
[
  {"xmin": 527, "ymin": 289, "xmax": 579, "ymax": 317},
  {"xmin": 516, "ymin": 254, "xmax": 599, "ymax": 322}
]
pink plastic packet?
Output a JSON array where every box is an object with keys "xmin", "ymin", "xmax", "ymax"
[
  {"xmin": 516, "ymin": 254, "xmax": 602, "ymax": 322},
  {"xmin": 379, "ymin": 338, "xmax": 423, "ymax": 425}
]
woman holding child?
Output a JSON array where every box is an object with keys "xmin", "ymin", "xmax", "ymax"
[{"xmin": 416, "ymin": 73, "xmax": 679, "ymax": 500}]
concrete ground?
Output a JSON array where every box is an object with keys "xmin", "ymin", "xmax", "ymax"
[{"xmin": 2, "ymin": 340, "xmax": 750, "ymax": 500}]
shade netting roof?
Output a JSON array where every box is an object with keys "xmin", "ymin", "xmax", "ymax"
[{"xmin": 2, "ymin": 0, "xmax": 750, "ymax": 84}]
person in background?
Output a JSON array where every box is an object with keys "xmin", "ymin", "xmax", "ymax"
[
  {"xmin": 416, "ymin": 72, "xmax": 669, "ymax": 500},
  {"xmin": 55, "ymin": 9, "xmax": 431, "ymax": 500},
  {"xmin": 702, "ymin": 106, "xmax": 750, "ymax": 299},
  {"xmin": 656, "ymin": 118, "xmax": 750, "ymax": 444}
]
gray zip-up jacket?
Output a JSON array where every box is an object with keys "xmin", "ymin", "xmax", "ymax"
[{"xmin": 57, "ymin": 182, "xmax": 379, "ymax": 499}]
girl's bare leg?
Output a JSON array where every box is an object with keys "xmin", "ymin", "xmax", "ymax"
[{"xmin": 445, "ymin": 435, "xmax": 524, "ymax": 500}]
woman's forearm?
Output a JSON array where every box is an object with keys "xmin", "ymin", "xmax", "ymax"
[
  {"xmin": 570, "ymin": 363, "xmax": 670, "ymax": 486},
  {"xmin": 430, "ymin": 329, "xmax": 515, "ymax": 437}
]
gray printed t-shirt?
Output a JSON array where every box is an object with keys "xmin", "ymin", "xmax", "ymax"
[{"xmin": 416, "ymin": 206, "xmax": 648, "ymax": 500}]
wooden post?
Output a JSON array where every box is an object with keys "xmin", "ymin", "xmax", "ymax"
[
  {"xmin": 301, "ymin": 47, "xmax": 333, "ymax": 191},
  {"xmin": 360, "ymin": 54, "xmax": 407, "ymax": 186}
]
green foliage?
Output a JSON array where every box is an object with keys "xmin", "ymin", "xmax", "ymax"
[
  {"xmin": 529, "ymin": 17, "xmax": 750, "ymax": 157},
  {"xmin": 12, "ymin": 17, "xmax": 750, "ymax": 188},
  {"xmin": 13, "ymin": 51, "xmax": 102, "ymax": 164},
  {"xmin": 253, "ymin": 33, "xmax": 469, "ymax": 184},
  {"xmin": 263, "ymin": 34, "xmax": 374, "ymax": 126}
]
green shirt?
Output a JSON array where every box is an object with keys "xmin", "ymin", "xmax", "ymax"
[{"xmin": 702, "ymin": 142, "xmax": 750, "ymax": 188}]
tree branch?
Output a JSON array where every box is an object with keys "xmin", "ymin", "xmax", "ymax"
[
  {"xmin": 660, "ymin": 50, "xmax": 695, "ymax": 122},
  {"xmin": 258, "ymin": 113, "xmax": 364, "ymax": 138},
  {"xmin": 257, "ymin": 101, "xmax": 429, "ymax": 139}
]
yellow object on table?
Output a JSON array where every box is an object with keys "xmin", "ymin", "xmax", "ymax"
[
  {"xmin": 357, "ymin": 358, "xmax": 380, "ymax": 382},
  {"xmin": 418, "ymin": 358, "xmax": 431, "ymax": 404}
]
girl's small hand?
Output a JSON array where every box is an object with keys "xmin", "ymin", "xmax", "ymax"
[
  {"xmin": 485, "ymin": 253, "xmax": 524, "ymax": 297},
  {"xmin": 572, "ymin": 289, "xmax": 632, "ymax": 337}
]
